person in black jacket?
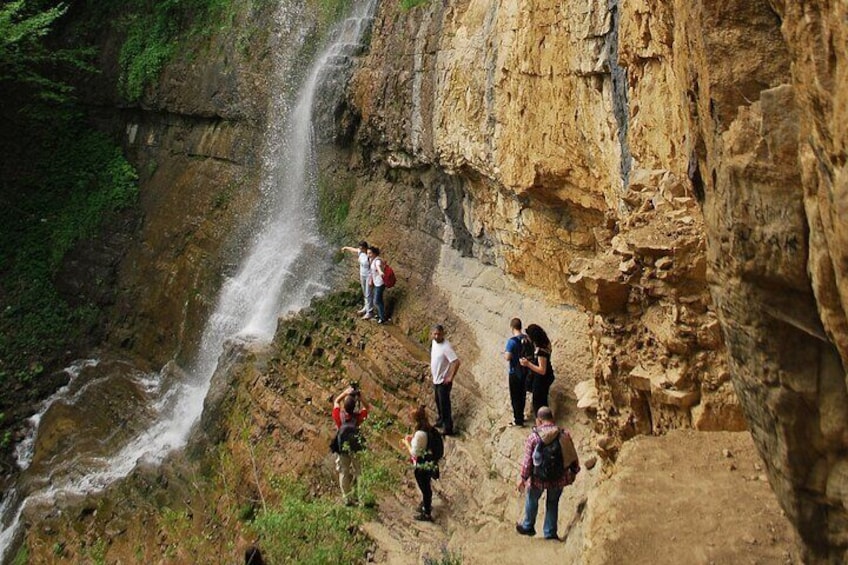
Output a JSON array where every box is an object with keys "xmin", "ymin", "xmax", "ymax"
[{"xmin": 519, "ymin": 324, "xmax": 556, "ymax": 415}]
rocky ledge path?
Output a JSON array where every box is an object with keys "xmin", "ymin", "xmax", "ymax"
[{"xmin": 360, "ymin": 247, "xmax": 800, "ymax": 564}]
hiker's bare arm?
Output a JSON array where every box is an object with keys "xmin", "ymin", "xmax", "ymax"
[
  {"xmin": 504, "ymin": 351, "xmax": 513, "ymax": 362},
  {"xmin": 445, "ymin": 359, "xmax": 461, "ymax": 383},
  {"xmin": 341, "ymin": 246, "xmax": 358, "ymax": 254},
  {"xmin": 516, "ymin": 476, "xmax": 527, "ymax": 492},
  {"xmin": 519, "ymin": 356, "xmax": 545, "ymax": 375},
  {"xmin": 334, "ymin": 387, "xmax": 354, "ymax": 407}
]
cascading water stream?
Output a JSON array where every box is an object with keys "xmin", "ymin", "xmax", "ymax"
[{"xmin": 0, "ymin": 1, "xmax": 378, "ymax": 561}]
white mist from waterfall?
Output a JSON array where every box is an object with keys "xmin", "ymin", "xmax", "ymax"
[{"xmin": 0, "ymin": 1, "xmax": 378, "ymax": 561}]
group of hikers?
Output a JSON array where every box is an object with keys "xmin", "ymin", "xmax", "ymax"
[{"xmin": 329, "ymin": 245, "xmax": 581, "ymax": 543}]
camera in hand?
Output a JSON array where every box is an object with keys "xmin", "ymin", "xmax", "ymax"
[{"xmin": 349, "ymin": 381, "xmax": 360, "ymax": 393}]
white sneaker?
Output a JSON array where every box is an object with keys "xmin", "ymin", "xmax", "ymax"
[
  {"xmin": 362, "ymin": 313, "xmax": 374, "ymax": 320},
  {"xmin": 357, "ymin": 308, "xmax": 367, "ymax": 314}
]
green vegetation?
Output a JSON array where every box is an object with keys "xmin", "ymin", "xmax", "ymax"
[
  {"xmin": 317, "ymin": 172, "xmax": 356, "ymax": 243},
  {"xmin": 251, "ymin": 478, "xmax": 368, "ymax": 564},
  {"xmin": 250, "ymin": 445, "xmax": 400, "ymax": 563},
  {"xmin": 400, "ymin": 0, "xmax": 430, "ymax": 10},
  {"xmin": 0, "ymin": 2, "xmax": 143, "ymax": 402},
  {"xmin": 313, "ymin": 0, "xmax": 353, "ymax": 30},
  {"xmin": 86, "ymin": 538, "xmax": 107, "ymax": 565},
  {"xmin": 10, "ymin": 545, "xmax": 28, "ymax": 565},
  {"xmin": 0, "ymin": 1, "xmax": 95, "ymax": 107},
  {"xmin": 0, "ymin": 128, "xmax": 138, "ymax": 386},
  {"xmin": 424, "ymin": 547, "xmax": 463, "ymax": 565},
  {"xmin": 112, "ymin": 0, "xmax": 237, "ymax": 101}
]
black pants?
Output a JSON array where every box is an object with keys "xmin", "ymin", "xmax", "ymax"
[
  {"xmin": 509, "ymin": 372, "xmax": 527, "ymax": 425},
  {"xmin": 531, "ymin": 373, "xmax": 554, "ymax": 415},
  {"xmin": 434, "ymin": 382, "xmax": 453, "ymax": 434},
  {"xmin": 414, "ymin": 467, "xmax": 433, "ymax": 514}
]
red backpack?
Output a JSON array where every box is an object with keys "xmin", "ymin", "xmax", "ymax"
[{"xmin": 383, "ymin": 263, "xmax": 396, "ymax": 288}]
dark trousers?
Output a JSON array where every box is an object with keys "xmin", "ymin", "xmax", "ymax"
[
  {"xmin": 434, "ymin": 382, "xmax": 453, "ymax": 434},
  {"xmin": 414, "ymin": 467, "xmax": 433, "ymax": 514},
  {"xmin": 509, "ymin": 372, "xmax": 527, "ymax": 425},
  {"xmin": 531, "ymin": 373, "xmax": 553, "ymax": 415}
]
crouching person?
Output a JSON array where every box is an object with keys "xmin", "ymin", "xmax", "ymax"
[
  {"xmin": 331, "ymin": 384, "xmax": 369, "ymax": 505},
  {"xmin": 515, "ymin": 406, "xmax": 579, "ymax": 540}
]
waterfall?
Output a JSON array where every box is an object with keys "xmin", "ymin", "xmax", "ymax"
[{"xmin": 0, "ymin": 1, "xmax": 378, "ymax": 561}]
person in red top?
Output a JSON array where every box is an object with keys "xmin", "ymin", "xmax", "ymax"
[
  {"xmin": 515, "ymin": 406, "xmax": 580, "ymax": 540},
  {"xmin": 333, "ymin": 384, "xmax": 370, "ymax": 505}
]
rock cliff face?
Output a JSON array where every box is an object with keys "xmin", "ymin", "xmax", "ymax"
[
  {"xmin": 333, "ymin": 0, "xmax": 847, "ymax": 560},
  {"xmin": 81, "ymin": 0, "xmax": 320, "ymax": 366},
  {"xmin": 59, "ymin": 0, "xmax": 844, "ymax": 559}
]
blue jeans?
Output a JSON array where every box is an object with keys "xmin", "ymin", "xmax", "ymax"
[
  {"xmin": 373, "ymin": 284, "xmax": 385, "ymax": 321},
  {"xmin": 522, "ymin": 485, "xmax": 562, "ymax": 538}
]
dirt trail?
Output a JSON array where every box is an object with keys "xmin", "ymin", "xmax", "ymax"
[
  {"xmin": 363, "ymin": 245, "xmax": 801, "ymax": 564},
  {"xmin": 362, "ymin": 246, "xmax": 597, "ymax": 563}
]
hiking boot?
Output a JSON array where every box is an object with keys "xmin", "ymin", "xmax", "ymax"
[
  {"xmin": 544, "ymin": 535, "xmax": 560, "ymax": 541},
  {"xmin": 414, "ymin": 511, "xmax": 433, "ymax": 522},
  {"xmin": 515, "ymin": 524, "xmax": 536, "ymax": 536}
]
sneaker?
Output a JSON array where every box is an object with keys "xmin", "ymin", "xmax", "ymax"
[
  {"xmin": 414, "ymin": 511, "xmax": 433, "ymax": 522},
  {"xmin": 377, "ymin": 319, "xmax": 384, "ymax": 324},
  {"xmin": 357, "ymin": 308, "xmax": 367, "ymax": 314},
  {"xmin": 544, "ymin": 535, "xmax": 560, "ymax": 541},
  {"xmin": 508, "ymin": 421, "xmax": 525, "ymax": 427},
  {"xmin": 515, "ymin": 524, "xmax": 536, "ymax": 537},
  {"xmin": 362, "ymin": 313, "xmax": 373, "ymax": 320}
]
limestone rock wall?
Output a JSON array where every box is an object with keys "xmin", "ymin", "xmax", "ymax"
[
  {"xmin": 343, "ymin": 0, "xmax": 848, "ymax": 559},
  {"xmin": 348, "ymin": 0, "xmax": 737, "ymax": 461}
]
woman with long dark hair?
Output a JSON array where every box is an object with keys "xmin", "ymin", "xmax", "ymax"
[
  {"xmin": 519, "ymin": 324, "xmax": 555, "ymax": 414},
  {"xmin": 402, "ymin": 405, "xmax": 436, "ymax": 521}
]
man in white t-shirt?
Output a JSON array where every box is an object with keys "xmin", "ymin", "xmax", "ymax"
[
  {"xmin": 431, "ymin": 324, "xmax": 461, "ymax": 436},
  {"xmin": 341, "ymin": 241, "xmax": 373, "ymax": 317}
]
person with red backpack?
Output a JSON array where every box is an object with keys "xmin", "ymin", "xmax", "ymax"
[
  {"xmin": 367, "ymin": 246, "xmax": 389, "ymax": 324},
  {"xmin": 515, "ymin": 406, "xmax": 580, "ymax": 540},
  {"xmin": 332, "ymin": 384, "xmax": 370, "ymax": 505}
]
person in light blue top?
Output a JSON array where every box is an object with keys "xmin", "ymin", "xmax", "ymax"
[{"xmin": 341, "ymin": 240, "xmax": 373, "ymax": 317}]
